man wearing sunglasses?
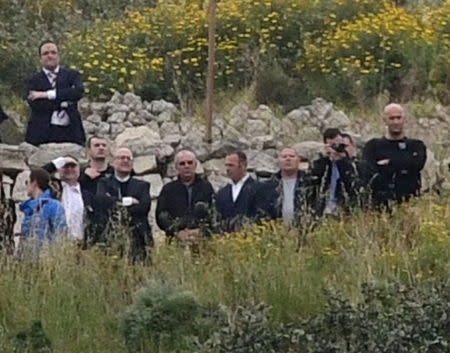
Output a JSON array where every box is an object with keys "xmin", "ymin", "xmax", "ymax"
[{"xmin": 156, "ymin": 150, "xmax": 215, "ymax": 241}]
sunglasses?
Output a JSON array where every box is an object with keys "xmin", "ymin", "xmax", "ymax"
[{"xmin": 178, "ymin": 160, "xmax": 194, "ymax": 166}]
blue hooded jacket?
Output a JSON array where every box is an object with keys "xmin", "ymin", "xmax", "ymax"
[{"xmin": 20, "ymin": 189, "xmax": 67, "ymax": 243}]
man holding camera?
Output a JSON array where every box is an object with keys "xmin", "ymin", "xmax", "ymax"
[
  {"xmin": 310, "ymin": 128, "xmax": 360, "ymax": 216},
  {"xmin": 362, "ymin": 103, "xmax": 426, "ymax": 207}
]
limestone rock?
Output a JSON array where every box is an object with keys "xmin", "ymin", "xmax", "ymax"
[
  {"xmin": 148, "ymin": 99, "xmax": 177, "ymax": 115},
  {"xmin": 109, "ymin": 91, "xmax": 123, "ymax": 104},
  {"xmin": 160, "ymin": 122, "xmax": 181, "ymax": 138},
  {"xmin": 209, "ymin": 139, "xmax": 249, "ymax": 159},
  {"xmin": 248, "ymin": 105, "xmax": 276, "ymax": 122},
  {"xmin": 127, "ymin": 112, "xmax": 146, "ymax": 126},
  {"xmin": 0, "ymin": 144, "xmax": 28, "ymax": 173},
  {"xmin": 123, "ymin": 92, "xmax": 143, "ymax": 110},
  {"xmin": 133, "ymin": 155, "xmax": 158, "ymax": 175},
  {"xmin": 12, "ymin": 170, "xmax": 31, "ymax": 201},
  {"xmin": 110, "ymin": 123, "xmax": 126, "ymax": 137},
  {"xmin": 292, "ymin": 141, "xmax": 324, "ymax": 162},
  {"xmin": 137, "ymin": 173, "xmax": 164, "ymax": 199},
  {"xmin": 98, "ymin": 122, "xmax": 110, "ymax": 135},
  {"xmin": 115, "ymin": 126, "xmax": 161, "ymax": 149},
  {"xmin": 18, "ymin": 142, "xmax": 38, "ymax": 160},
  {"xmin": 251, "ymin": 135, "xmax": 276, "ymax": 150},
  {"xmin": 421, "ymin": 149, "xmax": 440, "ymax": 192},
  {"xmin": 90, "ymin": 103, "xmax": 107, "ymax": 117},
  {"xmin": 247, "ymin": 119, "xmax": 269, "ymax": 137},
  {"xmin": 163, "ymin": 134, "xmax": 182, "ymax": 147},
  {"xmin": 247, "ymin": 150, "xmax": 278, "ymax": 176},
  {"xmin": 83, "ymin": 121, "xmax": 97, "ymax": 135},
  {"xmin": 207, "ymin": 174, "xmax": 229, "ymax": 192},
  {"xmin": 203, "ymin": 158, "xmax": 226, "ymax": 175},
  {"xmin": 137, "ymin": 110, "xmax": 156, "ymax": 122},
  {"xmin": 107, "ymin": 112, "xmax": 127, "ymax": 124},
  {"xmin": 86, "ymin": 113, "xmax": 102, "ymax": 124},
  {"xmin": 28, "ymin": 143, "xmax": 87, "ymax": 167}
]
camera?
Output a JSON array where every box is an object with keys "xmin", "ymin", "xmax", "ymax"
[{"xmin": 331, "ymin": 143, "xmax": 347, "ymax": 153}]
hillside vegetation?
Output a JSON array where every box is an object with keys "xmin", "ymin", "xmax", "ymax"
[
  {"xmin": 0, "ymin": 0, "xmax": 449, "ymax": 110},
  {"xmin": 0, "ymin": 195, "xmax": 449, "ymax": 352}
]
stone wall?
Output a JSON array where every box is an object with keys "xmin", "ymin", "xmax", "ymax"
[{"xmin": 1, "ymin": 93, "xmax": 449, "ymax": 234}]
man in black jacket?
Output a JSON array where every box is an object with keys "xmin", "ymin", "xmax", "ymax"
[
  {"xmin": 97, "ymin": 147, "xmax": 152, "ymax": 262},
  {"xmin": 156, "ymin": 150, "xmax": 215, "ymax": 240},
  {"xmin": 362, "ymin": 103, "xmax": 427, "ymax": 207},
  {"xmin": 25, "ymin": 40, "xmax": 85, "ymax": 146},
  {"xmin": 216, "ymin": 151, "xmax": 259, "ymax": 232},
  {"xmin": 254, "ymin": 147, "xmax": 316, "ymax": 226},
  {"xmin": 310, "ymin": 128, "xmax": 361, "ymax": 216}
]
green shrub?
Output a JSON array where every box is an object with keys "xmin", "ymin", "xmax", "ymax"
[
  {"xmin": 202, "ymin": 282, "xmax": 450, "ymax": 353},
  {"xmin": 121, "ymin": 280, "xmax": 204, "ymax": 352}
]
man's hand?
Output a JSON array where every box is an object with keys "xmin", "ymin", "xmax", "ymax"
[
  {"xmin": 324, "ymin": 144, "xmax": 345, "ymax": 161},
  {"xmin": 28, "ymin": 91, "xmax": 48, "ymax": 101},
  {"xmin": 377, "ymin": 159, "xmax": 390, "ymax": 166},
  {"xmin": 84, "ymin": 167, "xmax": 101, "ymax": 179}
]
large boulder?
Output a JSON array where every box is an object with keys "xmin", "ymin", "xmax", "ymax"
[{"xmin": 28, "ymin": 143, "xmax": 87, "ymax": 167}]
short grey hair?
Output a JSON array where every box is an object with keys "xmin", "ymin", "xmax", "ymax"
[{"xmin": 175, "ymin": 150, "xmax": 196, "ymax": 165}]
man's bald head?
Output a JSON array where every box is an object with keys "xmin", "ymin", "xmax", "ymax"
[{"xmin": 383, "ymin": 103, "xmax": 406, "ymax": 139}]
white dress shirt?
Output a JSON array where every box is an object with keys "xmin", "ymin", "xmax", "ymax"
[
  {"xmin": 61, "ymin": 182, "xmax": 84, "ymax": 240},
  {"xmin": 231, "ymin": 174, "xmax": 250, "ymax": 202}
]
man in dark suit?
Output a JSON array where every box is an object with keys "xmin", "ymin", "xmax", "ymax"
[
  {"xmin": 216, "ymin": 151, "xmax": 259, "ymax": 232},
  {"xmin": 25, "ymin": 40, "xmax": 86, "ymax": 146},
  {"xmin": 97, "ymin": 147, "xmax": 152, "ymax": 263}
]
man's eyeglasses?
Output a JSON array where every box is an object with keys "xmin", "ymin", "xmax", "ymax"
[
  {"xmin": 115, "ymin": 156, "xmax": 133, "ymax": 161},
  {"xmin": 178, "ymin": 160, "xmax": 194, "ymax": 166}
]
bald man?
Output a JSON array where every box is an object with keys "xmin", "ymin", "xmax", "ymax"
[
  {"xmin": 156, "ymin": 150, "xmax": 215, "ymax": 238},
  {"xmin": 362, "ymin": 103, "xmax": 427, "ymax": 206},
  {"xmin": 97, "ymin": 147, "xmax": 152, "ymax": 262}
]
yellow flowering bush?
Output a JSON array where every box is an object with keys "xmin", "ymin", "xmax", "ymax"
[
  {"xmin": 299, "ymin": 1, "xmax": 444, "ymax": 101},
  {"xmin": 61, "ymin": 0, "xmax": 449, "ymax": 103}
]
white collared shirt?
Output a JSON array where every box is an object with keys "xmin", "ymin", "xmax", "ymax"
[
  {"xmin": 61, "ymin": 182, "xmax": 84, "ymax": 240},
  {"xmin": 231, "ymin": 174, "xmax": 250, "ymax": 202}
]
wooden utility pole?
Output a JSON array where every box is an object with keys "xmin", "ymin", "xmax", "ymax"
[{"xmin": 205, "ymin": 0, "xmax": 217, "ymax": 143}]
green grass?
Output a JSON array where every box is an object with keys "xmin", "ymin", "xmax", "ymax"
[{"xmin": 0, "ymin": 194, "xmax": 449, "ymax": 352}]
